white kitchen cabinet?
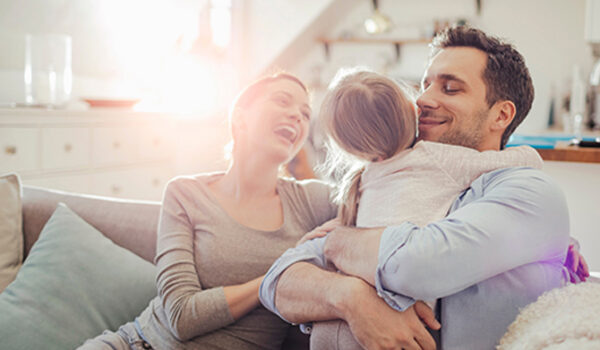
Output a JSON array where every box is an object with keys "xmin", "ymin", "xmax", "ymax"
[
  {"xmin": 92, "ymin": 127, "xmax": 138, "ymax": 166},
  {"xmin": 0, "ymin": 108, "xmax": 178, "ymax": 201},
  {"xmin": 41, "ymin": 127, "xmax": 91, "ymax": 170},
  {"xmin": 0, "ymin": 127, "xmax": 40, "ymax": 173}
]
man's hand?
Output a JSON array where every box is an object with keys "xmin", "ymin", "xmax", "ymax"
[
  {"xmin": 341, "ymin": 278, "xmax": 440, "ymax": 350},
  {"xmin": 324, "ymin": 226, "xmax": 384, "ymax": 285},
  {"xmin": 565, "ymin": 244, "xmax": 590, "ymax": 283}
]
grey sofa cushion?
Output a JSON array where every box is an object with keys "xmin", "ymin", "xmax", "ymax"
[
  {"xmin": 22, "ymin": 186, "xmax": 160, "ymax": 263},
  {"xmin": 0, "ymin": 203, "xmax": 157, "ymax": 350}
]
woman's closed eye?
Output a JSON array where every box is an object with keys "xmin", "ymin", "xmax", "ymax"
[{"xmin": 273, "ymin": 95, "xmax": 290, "ymax": 106}]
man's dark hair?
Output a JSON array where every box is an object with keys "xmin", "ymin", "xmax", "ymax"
[{"xmin": 430, "ymin": 25, "xmax": 534, "ymax": 149}]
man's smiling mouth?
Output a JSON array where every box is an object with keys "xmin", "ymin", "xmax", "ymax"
[{"xmin": 419, "ymin": 118, "xmax": 447, "ymax": 127}]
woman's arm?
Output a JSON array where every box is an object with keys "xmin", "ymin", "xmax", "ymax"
[
  {"xmin": 155, "ymin": 179, "xmax": 263, "ymax": 341},
  {"xmin": 223, "ymin": 276, "xmax": 263, "ymax": 320}
]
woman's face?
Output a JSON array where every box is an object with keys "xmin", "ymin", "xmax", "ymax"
[{"xmin": 237, "ymin": 79, "xmax": 311, "ymax": 164}]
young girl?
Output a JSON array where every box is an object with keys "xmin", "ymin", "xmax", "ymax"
[
  {"xmin": 310, "ymin": 67, "xmax": 543, "ymax": 349},
  {"xmin": 322, "ymin": 67, "xmax": 542, "ymax": 229}
]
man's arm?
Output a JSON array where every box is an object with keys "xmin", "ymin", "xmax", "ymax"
[
  {"xmin": 326, "ymin": 168, "xmax": 571, "ymax": 302},
  {"xmin": 275, "ymin": 262, "xmax": 440, "ymax": 350},
  {"xmin": 259, "ymin": 237, "xmax": 440, "ymax": 349}
]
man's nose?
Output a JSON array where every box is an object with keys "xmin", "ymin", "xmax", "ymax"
[{"xmin": 416, "ymin": 87, "xmax": 440, "ymax": 111}]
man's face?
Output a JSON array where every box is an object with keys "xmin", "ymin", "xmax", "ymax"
[{"xmin": 417, "ymin": 47, "xmax": 495, "ymax": 151}]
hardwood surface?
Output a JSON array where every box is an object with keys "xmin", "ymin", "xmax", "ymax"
[{"xmin": 537, "ymin": 141, "xmax": 600, "ymax": 163}]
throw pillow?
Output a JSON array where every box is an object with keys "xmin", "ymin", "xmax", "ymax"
[
  {"xmin": 0, "ymin": 203, "xmax": 157, "ymax": 350},
  {"xmin": 0, "ymin": 173, "xmax": 23, "ymax": 292},
  {"xmin": 498, "ymin": 282, "xmax": 600, "ymax": 349}
]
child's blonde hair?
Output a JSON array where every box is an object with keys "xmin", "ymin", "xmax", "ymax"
[{"xmin": 320, "ymin": 67, "xmax": 417, "ymax": 226}]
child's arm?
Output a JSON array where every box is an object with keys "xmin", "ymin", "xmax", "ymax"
[{"xmin": 422, "ymin": 142, "xmax": 543, "ymax": 188}]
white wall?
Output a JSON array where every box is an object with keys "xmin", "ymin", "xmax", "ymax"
[
  {"xmin": 544, "ymin": 161, "xmax": 600, "ymax": 271},
  {"xmin": 241, "ymin": 0, "xmax": 338, "ymax": 81}
]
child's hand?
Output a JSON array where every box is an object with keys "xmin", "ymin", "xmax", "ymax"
[
  {"xmin": 566, "ymin": 244, "xmax": 590, "ymax": 283},
  {"xmin": 296, "ymin": 218, "xmax": 342, "ymax": 247}
]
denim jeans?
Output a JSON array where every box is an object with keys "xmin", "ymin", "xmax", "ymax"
[{"xmin": 77, "ymin": 320, "xmax": 153, "ymax": 350}]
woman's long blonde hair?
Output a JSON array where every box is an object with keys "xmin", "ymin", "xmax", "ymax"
[{"xmin": 320, "ymin": 68, "xmax": 417, "ymax": 226}]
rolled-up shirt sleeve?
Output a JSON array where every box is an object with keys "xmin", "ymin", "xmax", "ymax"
[
  {"xmin": 374, "ymin": 168, "xmax": 570, "ymax": 308},
  {"xmin": 259, "ymin": 236, "xmax": 329, "ymax": 323}
]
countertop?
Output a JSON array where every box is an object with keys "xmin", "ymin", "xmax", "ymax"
[
  {"xmin": 508, "ymin": 133, "xmax": 600, "ymax": 163},
  {"xmin": 536, "ymin": 142, "xmax": 600, "ymax": 163}
]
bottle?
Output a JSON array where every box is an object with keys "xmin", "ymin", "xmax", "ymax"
[{"xmin": 570, "ymin": 65, "xmax": 586, "ymax": 141}]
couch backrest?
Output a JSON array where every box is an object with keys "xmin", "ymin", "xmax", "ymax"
[
  {"xmin": 20, "ymin": 185, "xmax": 310, "ymax": 349},
  {"xmin": 21, "ymin": 186, "xmax": 160, "ymax": 263}
]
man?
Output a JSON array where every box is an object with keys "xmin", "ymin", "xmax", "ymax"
[{"xmin": 260, "ymin": 26, "xmax": 588, "ymax": 349}]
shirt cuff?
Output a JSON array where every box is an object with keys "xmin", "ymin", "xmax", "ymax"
[
  {"xmin": 374, "ymin": 223, "xmax": 416, "ymax": 311},
  {"xmin": 299, "ymin": 323, "xmax": 313, "ymax": 334}
]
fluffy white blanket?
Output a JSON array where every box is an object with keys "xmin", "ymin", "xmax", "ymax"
[{"xmin": 498, "ymin": 279, "xmax": 600, "ymax": 349}]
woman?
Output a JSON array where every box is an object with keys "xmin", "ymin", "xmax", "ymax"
[{"xmin": 79, "ymin": 73, "xmax": 337, "ymax": 349}]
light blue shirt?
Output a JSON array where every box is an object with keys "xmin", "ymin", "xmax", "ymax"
[{"xmin": 260, "ymin": 167, "xmax": 570, "ymax": 349}]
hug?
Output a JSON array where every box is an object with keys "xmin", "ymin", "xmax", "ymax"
[{"xmin": 1, "ymin": 25, "xmax": 597, "ymax": 350}]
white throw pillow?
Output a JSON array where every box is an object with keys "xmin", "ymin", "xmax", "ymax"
[
  {"xmin": 498, "ymin": 282, "xmax": 600, "ymax": 349},
  {"xmin": 0, "ymin": 173, "xmax": 23, "ymax": 292}
]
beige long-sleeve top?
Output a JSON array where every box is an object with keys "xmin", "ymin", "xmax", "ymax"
[
  {"xmin": 357, "ymin": 141, "xmax": 543, "ymax": 227},
  {"xmin": 137, "ymin": 173, "xmax": 337, "ymax": 349}
]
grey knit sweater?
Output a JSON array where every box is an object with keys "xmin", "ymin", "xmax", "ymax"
[{"xmin": 136, "ymin": 173, "xmax": 337, "ymax": 349}]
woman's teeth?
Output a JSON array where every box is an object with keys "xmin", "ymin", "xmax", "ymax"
[{"xmin": 274, "ymin": 125, "xmax": 297, "ymax": 143}]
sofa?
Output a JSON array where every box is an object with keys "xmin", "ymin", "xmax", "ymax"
[
  {"xmin": 0, "ymin": 178, "xmax": 308, "ymax": 350},
  {"xmin": 1, "ymin": 175, "xmax": 598, "ymax": 350}
]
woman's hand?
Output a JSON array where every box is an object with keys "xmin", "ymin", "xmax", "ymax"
[
  {"xmin": 223, "ymin": 275, "xmax": 264, "ymax": 320},
  {"xmin": 296, "ymin": 217, "xmax": 342, "ymax": 247}
]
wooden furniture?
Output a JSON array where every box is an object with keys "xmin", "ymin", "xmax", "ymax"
[
  {"xmin": 536, "ymin": 141, "xmax": 600, "ymax": 163},
  {"xmin": 316, "ymin": 37, "xmax": 431, "ymax": 61}
]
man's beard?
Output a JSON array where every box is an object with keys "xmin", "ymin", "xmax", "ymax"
[{"xmin": 435, "ymin": 109, "xmax": 488, "ymax": 149}]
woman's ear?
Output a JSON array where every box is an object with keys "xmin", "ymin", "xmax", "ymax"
[{"xmin": 490, "ymin": 100, "xmax": 516, "ymax": 132}]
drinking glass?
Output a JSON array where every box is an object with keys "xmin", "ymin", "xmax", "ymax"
[{"xmin": 24, "ymin": 34, "xmax": 72, "ymax": 107}]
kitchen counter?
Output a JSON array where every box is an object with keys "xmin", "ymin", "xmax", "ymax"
[
  {"xmin": 536, "ymin": 141, "xmax": 600, "ymax": 163},
  {"xmin": 508, "ymin": 133, "xmax": 600, "ymax": 163}
]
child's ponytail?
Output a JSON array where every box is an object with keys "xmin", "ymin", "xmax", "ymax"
[{"xmin": 338, "ymin": 166, "xmax": 365, "ymax": 226}]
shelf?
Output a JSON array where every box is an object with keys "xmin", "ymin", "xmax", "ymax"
[
  {"xmin": 317, "ymin": 37, "xmax": 431, "ymax": 45},
  {"xmin": 316, "ymin": 37, "xmax": 432, "ymax": 61}
]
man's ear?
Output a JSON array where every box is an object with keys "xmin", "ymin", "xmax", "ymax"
[{"xmin": 490, "ymin": 100, "xmax": 516, "ymax": 132}]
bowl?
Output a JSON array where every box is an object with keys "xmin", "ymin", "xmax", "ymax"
[{"xmin": 82, "ymin": 98, "xmax": 141, "ymax": 109}]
